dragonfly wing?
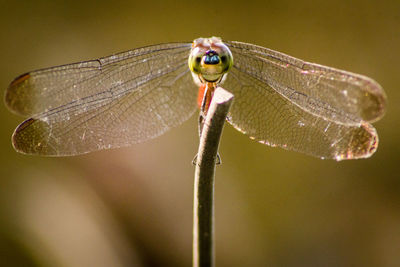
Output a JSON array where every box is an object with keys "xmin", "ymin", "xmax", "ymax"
[
  {"xmin": 9, "ymin": 43, "xmax": 199, "ymax": 156},
  {"xmin": 225, "ymin": 41, "xmax": 386, "ymax": 125},
  {"xmin": 6, "ymin": 43, "xmax": 192, "ymax": 116},
  {"xmin": 223, "ymin": 66, "xmax": 378, "ymax": 160}
]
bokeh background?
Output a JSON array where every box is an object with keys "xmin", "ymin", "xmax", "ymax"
[{"xmin": 1, "ymin": 0, "xmax": 399, "ymax": 266}]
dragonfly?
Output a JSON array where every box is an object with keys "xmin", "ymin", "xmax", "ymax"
[{"xmin": 5, "ymin": 37, "xmax": 386, "ymax": 160}]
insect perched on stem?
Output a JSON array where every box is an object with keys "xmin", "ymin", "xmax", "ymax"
[{"xmin": 6, "ymin": 37, "xmax": 386, "ymax": 160}]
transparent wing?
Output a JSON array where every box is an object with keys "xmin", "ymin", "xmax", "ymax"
[
  {"xmin": 223, "ymin": 41, "xmax": 386, "ymax": 160},
  {"xmin": 225, "ymin": 41, "xmax": 386, "ymax": 125},
  {"xmin": 6, "ymin": 43, "xmax": 192, "ymax": 116},
  {"xmin": 7, "ymin": 43, "xmax": 199, "ymax": 156}
]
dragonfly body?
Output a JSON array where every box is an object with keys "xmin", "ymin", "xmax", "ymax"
[{"xmin": 5, "ymin": 37, "xmax": 386, "ymax": 160}]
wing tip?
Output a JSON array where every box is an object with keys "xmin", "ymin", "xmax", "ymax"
[
  {"xmin": 334, "ymin": 123, "xmax": 379, "ymax": 161},
  {"xmin": 12, "ymin": 118, "xmax": 60, "ymax": 156},
  {"xmin": 11, "ymin": 118, "xmax": 61, "ymax": 157},
  {"xmin": 5, "ymin": 72, "xmax": 32, "ymax": 116},
  {"xmin": 362, "ymin": 77, "xmax": 387, "ymax": 123},
  {"xmin": 11, "ymin": 117, "xmax": 100, "ymax": 157},
  {"xmin": 10, "ymin": 72, "xmax": 31, "ymax": 88},
  {"xmin": 11, "ymin": 118, "xmax": 35, "ymax": 155}
]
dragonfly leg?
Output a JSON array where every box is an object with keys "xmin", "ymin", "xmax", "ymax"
[
  {"xmin": 192, "ymin": 152, "xmax": 221, "ymax": 165},
  {"xmin": 216, "ymin": 153, "xmax": 221, "ymax": 165}
]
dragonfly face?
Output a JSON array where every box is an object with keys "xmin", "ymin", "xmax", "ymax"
[{"xmin": 188, "ymin": 37, "xmax": 233, "ymax": 83}]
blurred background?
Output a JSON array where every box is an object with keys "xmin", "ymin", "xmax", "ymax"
[{"xmin": 0, "ymin": 0, "xmax": 399, "ymax": 266}]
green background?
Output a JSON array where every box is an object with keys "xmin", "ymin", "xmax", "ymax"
[{"xmin": 0, "ymin": 0, "xmax": 399, "ymax": 266}]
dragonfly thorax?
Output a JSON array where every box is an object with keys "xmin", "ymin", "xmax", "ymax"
[{"xmin": 188, "ymin": 37, "xmax": 233, "ymax": 83}]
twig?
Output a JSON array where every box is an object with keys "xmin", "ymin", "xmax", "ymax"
[{"xmin": 193, "ymin": 87, "xmax": 234, "ymax": 267}]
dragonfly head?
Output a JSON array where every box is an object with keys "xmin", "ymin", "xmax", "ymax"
[{"xmin": 189, "ymin": 37, "xmax": 233, "ymax": 83}]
